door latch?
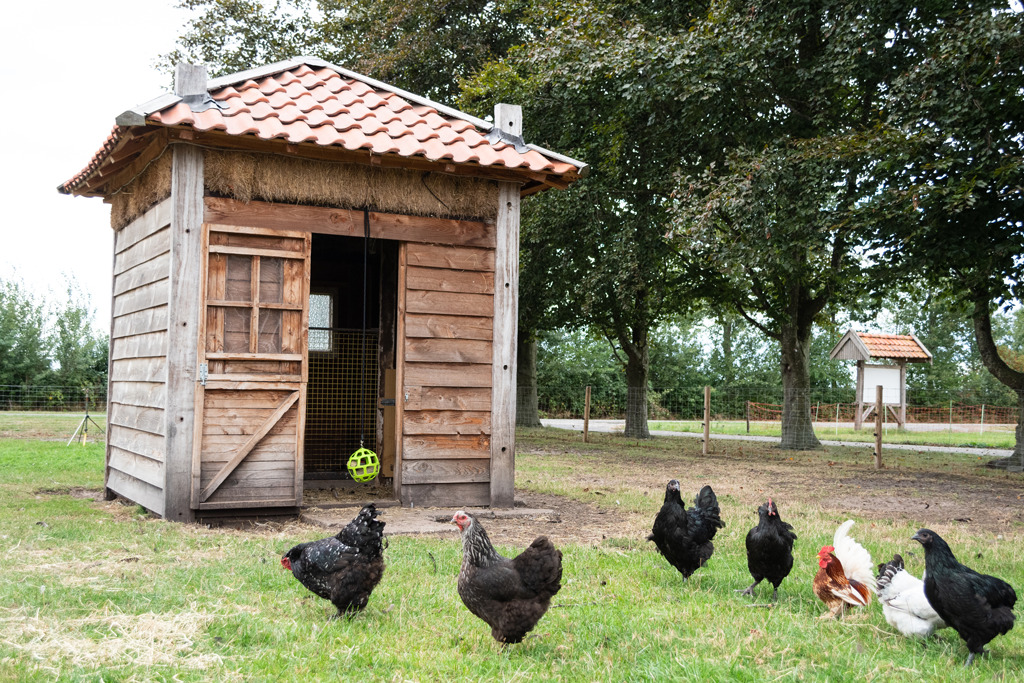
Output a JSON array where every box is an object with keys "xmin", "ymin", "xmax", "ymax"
[{"xmin": 199, "ymin": 363, "xmax": 208, "ymax": 386}]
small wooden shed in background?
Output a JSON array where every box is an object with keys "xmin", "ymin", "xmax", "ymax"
[
  {"xmin": 59, "ymin": 58, "xmax": 586, "ymax": 522},
  {"xmin": 829, "ymin": 329, "xmax": 932, "ymax": 430}
]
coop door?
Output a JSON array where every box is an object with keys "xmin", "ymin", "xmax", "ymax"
[{"xmin": 191, "ymin": 224, "xmax": 310, "ymax": 510}]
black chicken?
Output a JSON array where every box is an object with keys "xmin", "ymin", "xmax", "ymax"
[
  {"xmin": 912, "ymin": 528, "xmax": 1016, "ymax": 665},
  {"xmin": 648, "ymin": 481, "xmax": 725, "ymax": 581},
  {"xmin": 737, "ymin": 497, "xmax": 797, "ymax": 602},
  {"xmin": 452, "ymin": 510, "xmax": 562, "ymax": 644},
  {"xmin": 281, "ymin": 504, "xmax": 386, "ymax": 618}
]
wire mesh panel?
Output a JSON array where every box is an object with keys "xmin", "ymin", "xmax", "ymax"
[
  {"xmin": 305, "ymin": 329, "xmax": 379, "ymax": 474},
  {"xmin": 0, "ymin": 385, "xmax": 107, "ymax": 440}
]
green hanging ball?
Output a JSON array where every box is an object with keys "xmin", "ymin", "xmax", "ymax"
[{"xmin": 347, "ymin": 448, "xmax": 380, "ymax": 483}]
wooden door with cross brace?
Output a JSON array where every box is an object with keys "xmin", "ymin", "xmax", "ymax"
[{"xmin": 191, "ymin": 224, "xmax": 310, "ymax": 510}]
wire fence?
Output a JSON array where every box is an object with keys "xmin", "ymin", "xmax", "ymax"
[
  {"xmin": 518, "ymin": 385, "xmax": 1021, "ymax": 451},
  {"xmin": 0, "ymin": 385, "xmax": 108, "ymax": 441}
]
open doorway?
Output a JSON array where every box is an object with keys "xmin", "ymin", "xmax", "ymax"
[{"xmin": 304, "ymin": 233, "xmax": 395, "ymax": 486}]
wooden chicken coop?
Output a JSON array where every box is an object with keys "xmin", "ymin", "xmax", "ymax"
[
  {"xmin": 829, "ymin": 329, "xmax": 932, "ymax": 430},
  {"xmin": 59, "ymin": 58, "xmax": 586, "ymax": 522}
]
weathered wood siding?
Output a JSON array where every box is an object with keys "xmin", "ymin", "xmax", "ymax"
[
  {"xmin": 399, "ymin": 242, "xmax": 494, "ymax": 507},
  {"xmin": 106, "ymin": 199, "xmax": 172, "ymax": 516}
]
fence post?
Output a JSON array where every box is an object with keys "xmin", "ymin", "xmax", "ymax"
[
  {"xmin": 703, "ymin": 385, "xmax": 711, "ymax": 455},
  {"xmin": 583, "ymin": 385, "xmax": 591, "ymax": 443},
  {"xmin": 814, "ymin": 401, "xmax": 820, "ymax": 424},
  {"xmin": 875, "ymin": 385, "xmax": 883, "ymax": 470},
  {"xmin": 980, "ymin": 404, "xmax": 985, "ymax": 435},
  {"xmin": 746, "ymin": 400, "xmax": 750, "ymax": 434},
  {"xmin": 835, "ymin": 402, "xmax": 840, "ymax": 436},
  {"xmin": 949, "ymin": 400, "xmax": 953, "ymax": 439}
]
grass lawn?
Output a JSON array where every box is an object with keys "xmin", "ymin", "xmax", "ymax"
[
  {"xmin": 1, "ymin": 434, "xmax": 1022, "ymax": 681},
  {"xmin": 648, "ymin": 420, "xmax": 1018, "ymax": 450}
]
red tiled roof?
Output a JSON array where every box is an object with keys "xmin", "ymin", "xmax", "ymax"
[
  {"xmin": 60, "ymin": 60, "xmax": 582, "ymax": 196},
  {"xmin": 857, "ymin": 333, "xmax": 931, "ymax": 360}
]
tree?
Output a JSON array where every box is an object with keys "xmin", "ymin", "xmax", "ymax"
[
  {"xmin": 0, "ymin": 276, "xmax": 51, "ymax": 386},
  {"xmin": 463, "ymin": 3, "xmax": 705, "ymax": 439},
  {"xmin": 51, "ymin": 280, "xmax": 106, "ymax": 389},
  {"xmin": 163, "ymin": 0, "xmax": 534, "ymax": 103},
  {"xmin": 864, "ymin": 5, "xmax": 1024, "ymax": 464}
]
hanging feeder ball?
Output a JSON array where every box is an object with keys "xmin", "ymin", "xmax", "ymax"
[{"xmin": 348, "ymin": 448, "xmax": 380, "ymax": 483}]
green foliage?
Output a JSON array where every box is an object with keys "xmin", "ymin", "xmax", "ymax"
[
  {"xmin": 0, "ymin": 278, "xmax": 51, "ymax": 386},
  {"xmin": 0, "ymin": 275, "xmax": 108, "ymax": 389},
  {"xmin": 163, "ymin": 0, "xmax": 534, "ymax": 103}
]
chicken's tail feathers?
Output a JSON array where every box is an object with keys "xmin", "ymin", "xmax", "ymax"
[
  {"xmin": 876, "ymin": 553, "xmax": 906, "ymax": 598},
  {"xmin": 693, "ymin": 485, "xmax": 726, "ymax": 529},
  {"xmin": 513, "ymin": 536, "xmax": 563, "ymax": 600},
  {"xmin": 833, "ymin": 519, "xmax": 876, "ymax": 593}
]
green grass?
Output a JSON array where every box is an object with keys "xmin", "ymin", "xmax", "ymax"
[
  {"xmin": 1, "ymin": 437, "xmax": 1022, "ymax": 681},
  {"xmin": 0, "ymin": 412, "xmax": 107, "ymax": 441},
  {"xmin": 647, "ymin": 419, "xmax": 1017, "ymax": 450}
]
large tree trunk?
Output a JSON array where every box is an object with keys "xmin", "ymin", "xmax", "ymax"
[
  {"xmin": 779, "ymin": 321, "xmax": 822, "ymax": 450},
  {"xmin": 972, "ymin": 295, "xmax": 1024, "ymax": 470},
  {"xmin": 621, "ymin": 323, "xmax": 651, "ymax": 439},
  {"xmin": 515, "ymin": 331, "xmax": 542, "ymax": 427}
]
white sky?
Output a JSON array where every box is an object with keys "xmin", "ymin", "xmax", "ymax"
[{"xmin": 0, "ymin": 1, "xmax": 194, "ymax": 327}]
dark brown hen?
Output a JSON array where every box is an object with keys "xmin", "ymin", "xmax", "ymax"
[
  {"xmin": 281, "ymin": 504, "xmax": 385, "ymax": 618},
  {"xmin": 452, "ymin": 510, "xmax": 562, "ymax": 644}
]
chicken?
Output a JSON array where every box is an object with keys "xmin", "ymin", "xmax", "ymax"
[
  {"xmin": 281, "ymin": 504, "xmax": 385, "ymax": 618},
  {"xmin": 452, "ymin": 510, "xmax": 562, "ymax": 644},
  {"xmin": 912, "ymin": 528, "xmax": 1016, "ymax": 666},
  {"xmin": 737, "ymin": 498, "xmax": 797, "ymax": 602},
  {"xmin": 812, "ymin": 519, "xmax": 875, "ymax": 618},
  {"xmin": 876, "ymin": 553, "xmax": 946, "ymax": 639},
  {"xmin": 648, "ymin": 481, "xmax": 726, "ymax": 581}
]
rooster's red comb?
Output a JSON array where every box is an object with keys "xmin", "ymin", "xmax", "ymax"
[{"xmin": 818, "ymin": 545, "xmax": 835, "ymax": 555}]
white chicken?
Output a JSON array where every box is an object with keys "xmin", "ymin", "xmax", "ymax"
[{"xmin": 876, "ymin": 553, "xmax": 946, "ymax": 639}]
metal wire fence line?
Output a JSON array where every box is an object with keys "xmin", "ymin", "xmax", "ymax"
[
  {"xmin": 518, "ymin": 385, "xmax": 1020, "ymax": 449},
  {"xmin": 0, "ymin": 385, "xmax": 108, "ymax": 441}
]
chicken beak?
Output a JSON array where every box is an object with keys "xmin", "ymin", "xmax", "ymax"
[{"xmin": 910, "ymin": 531, "xmax": 922, "ymax": 543}]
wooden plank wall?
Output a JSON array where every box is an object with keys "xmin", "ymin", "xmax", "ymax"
[
  {"xmin": 399, "ymin": 242, "xmax": 494, "ymax": 507},
  {"xmin": 106, "ymin": 198, "xmax": 172, "ymax": 516}
]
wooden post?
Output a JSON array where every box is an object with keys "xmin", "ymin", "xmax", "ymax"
[
  {"xmin": 394, "ymin": 243, "xmax": 407, "ymax": 503},
  {"xmin": 163, "ymin": 141, "xmax": 204, "ymax": 522},
  {"xmin": 703, "ymin": 385, "xmax": 711, "ymax": 455},
  {"xmin": 746, "ymin": 400, "xmax": 750, "ymax": 433},
  {"xmin": 854, "ymin": 360, "xmax": 864, "ymax": 431},
  {"xmin": 980, "ymin": 404, "xmax": 985, "ymax": 435},
  {"xmin": 874, "ymin": 384, "xmax": 883, "ymax": 470},
  {"xmin": 899, "ymin": 360, "xmax": 907, "ymax": 430},
  {"xmin": 583, "ymin": 385, "xmax": 591, "ymax": 443},
  {"xmin": 489, "ymin": 103, "xmax": 522, "ymax": 509}
]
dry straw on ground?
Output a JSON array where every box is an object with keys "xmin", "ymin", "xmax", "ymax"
[{"xmin": 0, "ymin": 605, "xmax": 225, "ymax": 671}]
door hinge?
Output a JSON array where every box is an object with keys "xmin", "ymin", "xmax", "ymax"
[{"xmin": 199, "ymin": 363, "xmax": 208, "ymax": 386}]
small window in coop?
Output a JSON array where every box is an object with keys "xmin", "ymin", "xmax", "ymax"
[{"xmin": 309, "ymin": 292, "xmax": 333, "ymax": 352}]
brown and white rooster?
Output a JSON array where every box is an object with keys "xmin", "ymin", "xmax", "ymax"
[
  {"xmin": 452, "ymin": 510, "xmax": 562, "ymax": 644},
  {"xmin": 813, "ymin": 519, "xmax": 876, "ymax": 618}
]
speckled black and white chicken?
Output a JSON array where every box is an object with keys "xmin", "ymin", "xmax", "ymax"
[
  {"xmin": 876, "ymin": 553, "xmax": 946, "ymax": 639},
  {"xmin": 281, "ymin": 504, "xmax": 385, "ymax": 618},
  {"xmin": 452, "ymin": 510, "xmax": 563, "ymax": 644}
]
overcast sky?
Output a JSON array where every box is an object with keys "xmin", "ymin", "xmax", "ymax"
[{"xmin": 0, "ymin": 1, "xmax": 194, "ymax": 326}]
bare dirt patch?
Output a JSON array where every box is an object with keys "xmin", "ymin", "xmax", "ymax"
[
  {"xmin": 519, "ymin": 436, "xmax": 1024, "ymax": 536},
  {"xmin": 34, "ymin": 486, "xmax": 103, "ymax": 499}
]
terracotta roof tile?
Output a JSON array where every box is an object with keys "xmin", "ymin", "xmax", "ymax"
[
  {"xmin": 856, "ymin": 333, "xmax": 931, "ymax": 360},
  {"xmin": 61, "ymin": 60, "xmax": 584, "ymax": 195}
]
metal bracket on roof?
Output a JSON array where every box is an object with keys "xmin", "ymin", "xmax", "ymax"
[
  {"xmin": 485, "ymin": 127, "xmax": 529, "ymax": 153},
  {"xmin": 182, "ymin": 92, "xmax": 227, "ymax": 113}
]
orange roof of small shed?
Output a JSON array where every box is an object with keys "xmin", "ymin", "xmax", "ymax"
[
  {"xmin": 857, "ymin": 333, "xmax": 931, "ymax": 360},
  {"xmin": 60, "ymin": 57, "xmax": 586, "ymax": 198},
  {"xmin": 829, "ymin": 329, "xmax": 932, "ymax": 363}
]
